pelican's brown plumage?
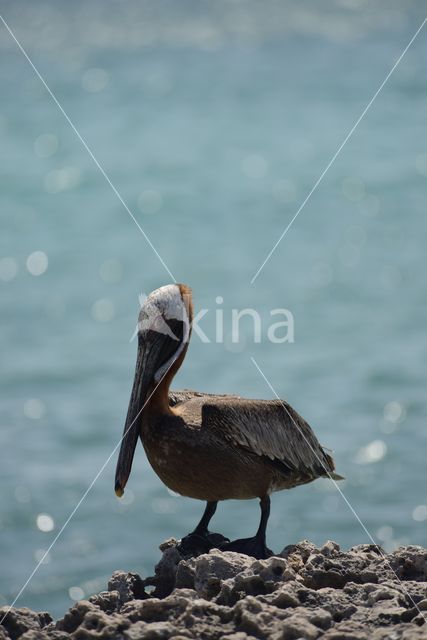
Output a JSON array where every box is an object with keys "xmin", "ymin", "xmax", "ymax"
[{"xmin": 115, "ymin": 283, "xmax": 343, "ymax": 558}]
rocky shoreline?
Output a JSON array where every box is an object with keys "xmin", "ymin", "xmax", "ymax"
[{"xmin": 1, "ymin": 539, "xmax": 427, "ymax": 639}]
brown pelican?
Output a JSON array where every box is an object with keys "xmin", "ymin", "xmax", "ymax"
[{"xmin": 115, "ymin": 284, "xmax": 343, "ymax": 558}]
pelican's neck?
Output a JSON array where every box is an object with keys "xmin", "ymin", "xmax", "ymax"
[
  {"xmin": 147, "ymin": 342, "xmax": 189, "ymax": 416},
  {"xmin": 147, "ymin": 283, "xmax": 193, "ymax": 418}
]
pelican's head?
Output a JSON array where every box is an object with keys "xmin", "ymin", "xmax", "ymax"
[
  {"xmin": 115, "ymin": 283, "xmax": 192, "ymax": 497},
  {"xmin": 137, "ymin": 283, "xmax": 192, "ymax": 382}
]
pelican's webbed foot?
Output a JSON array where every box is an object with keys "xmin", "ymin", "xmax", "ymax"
[
  {"xmin": 219, "ymin": 495, "xmax": 274, "ymax": 559},
  {"xmin": 178, "ymin": 531, "xmax": 230, "ymax": 555},
  {"xmin": 220, "ymin": 536, "xmax": 273, "ymax": 559},
  {"xmin": 178, "ymin": 501, "xmax": 230, "ymax": 555}
]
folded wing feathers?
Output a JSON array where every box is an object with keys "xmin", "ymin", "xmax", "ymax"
[
  {"xmin": 203, "ymin": 398, "xmax": 336, "ymax": 480},
  {"xmin": 169, "ymin": 388, "xmax": 239, "ymax": 407}
]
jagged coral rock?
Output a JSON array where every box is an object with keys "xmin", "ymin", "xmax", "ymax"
[
  {"xmin": 177, "ymin": 549, "xmax": 253, "ymax": 599},
  {"xmin": 2, "ymin": 541, "xmax": 427, "ymax": 640},
  {"xmin": 0, "ymin": 608, "xmax": 52, "ymax": 640},
  {"xmin": 71, "ymin": 610, "xmax": 130, "ymax": 640},
  {"xmin": 107, "ymin": 572, "xmax": 147, "ymax": 605},
  {"xmin": 148, "ymin": 539, "xmax": 183, "ymax": 599},
  {"xmin": 56, "ymin": 601, "xmax": 98, "ymax": 635},
  {"xmin": 88, "ymin": 592, "xmax": 120, "ymax": 616}
]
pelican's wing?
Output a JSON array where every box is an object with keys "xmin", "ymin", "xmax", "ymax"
[
  {"xmin": 202, "ymin": 398, "xmax": 342, "ymax": 480},
  {"xmin": 169, "ymin": 388, "xmax": 241, "ymax": 407}
]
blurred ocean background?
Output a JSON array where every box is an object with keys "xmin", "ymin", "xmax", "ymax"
[{"xmin": 1, "ymin": 0, "xmax": 427, "ymax": 619}]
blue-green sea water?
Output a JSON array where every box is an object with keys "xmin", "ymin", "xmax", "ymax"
[{"xmin": 1, "ymin": 0, "xmax": 427, "ymax": 619}]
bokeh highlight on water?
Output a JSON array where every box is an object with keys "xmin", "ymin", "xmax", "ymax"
[{"xmin": 1, "ymin": 0, "xmax": 427, "ymax": 618}]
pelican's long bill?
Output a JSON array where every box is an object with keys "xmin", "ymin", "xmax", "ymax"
[
  {"xmin": 114, "ymin": 340, "xmax": 151, "ymax": 498},
  {"xmin": 114, "ymin": 310, "xmax": 188, "ymax": 498}
]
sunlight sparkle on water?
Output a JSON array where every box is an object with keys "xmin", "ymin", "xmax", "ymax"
[
  {"xmin": 242, "ymin": 154, "xmax": 268, "ymax": 179},
  {"xmin": 24, "ymin": 398, "xmax": 46, "ymax": 420},
  {"xmin": 26, "ymin": 251, "xmax": 48, "ymax": 276},
  {"xmin": 354, "ymin": 440, "xmax": 387, "ymax": 465},
  {"xmin": 44, "ymin": 167, "xmax": 81, "ymax": 193},
  {"xmin": 0, "ymin": 257, "xmax": 18, "ymax": 281},
  {"xmin": 36, "ymin": 514, "xmax": 55, "ymax": 532},
  {"xmin": 384, "ymin": 401, "xmax": 405, "ymax": 424},
  {"xmin": 68, "ymin": 586, "xmax": 85, "ymax": 601},
  {"xmin": 412, "ymin": 505, "xmax": 427, "ymax": 522},
  {"xmin": 34, "ymin": 133, "xmax": 58, "ymax": 158},
  {"xmin": 91, "ymin": 298, "xmax": 115, "ymax": 322},
  {"xmin": 376, "ymin": 525, "xmax": 394, "ymax": 542}
]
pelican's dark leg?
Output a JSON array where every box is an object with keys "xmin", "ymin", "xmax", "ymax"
[
  {"xmin": 220, "ymin": 495, "xmax": 273, "ymax": 559},
  {"xmin": 178, "ymin": 501, "xmax": 229, "ymax": 555},
  {"xmin": 193, "ymin": 501, "xmax": 217, "ymax": 536}
]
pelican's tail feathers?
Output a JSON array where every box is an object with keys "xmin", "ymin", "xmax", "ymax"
[
  {"xmin": 329, "ymin": 471, "xmax": 345, "ymax": 481},
  {"xmin": 323, "ymin": 452, "xmax": 345, "ymax": 481}
]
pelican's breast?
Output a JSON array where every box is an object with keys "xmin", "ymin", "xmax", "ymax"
[{"xmin": 141, "ymin": 401, "xmax": 275, "ymax": 501}]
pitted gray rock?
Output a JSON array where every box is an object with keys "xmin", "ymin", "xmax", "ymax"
[{"xmin": 1, "ymin": 540, "xmax": 427, "ymax": 639}]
